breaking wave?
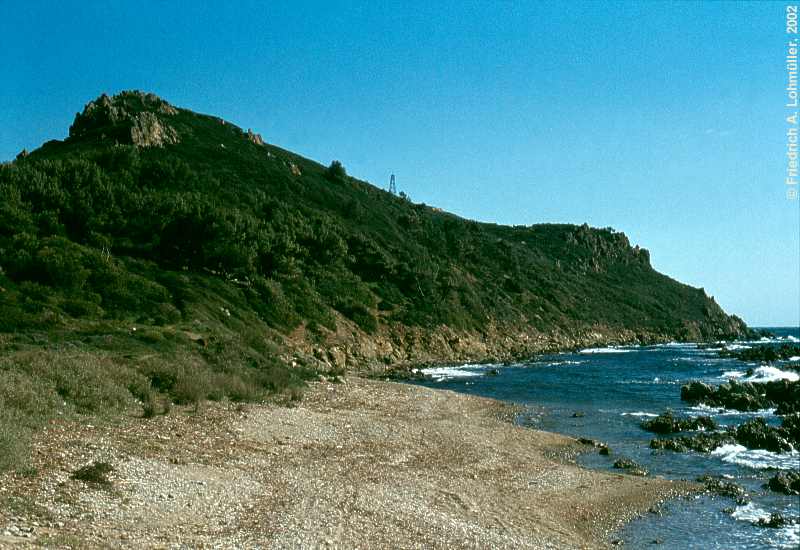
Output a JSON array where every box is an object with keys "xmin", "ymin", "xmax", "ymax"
[
  {"xmin": 578, "ymin": 347, "xmax": 634, "ymax": 354},
  {"xmin": 710, "ymin": 444, "xmax": 799, "ymax": 470},
  {"xmin": 418, "ymin": 364, "xmax": 490, "ymax": 382}
]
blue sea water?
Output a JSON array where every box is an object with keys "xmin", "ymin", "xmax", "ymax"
[{"xmin": 411, "ymin": 327, "xmax": 800, "ymax": 549}]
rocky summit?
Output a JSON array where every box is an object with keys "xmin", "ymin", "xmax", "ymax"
[{"xmin": 69, "ymin": 91, "xmax": 180, "ymax": 148}]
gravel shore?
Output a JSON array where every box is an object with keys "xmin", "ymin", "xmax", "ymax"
[{"xmin": 0, "ymin": 377, "xmax": 694, "ymax": 549}]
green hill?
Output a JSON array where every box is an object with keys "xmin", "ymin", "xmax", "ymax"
[{"xmin": 0, "ymin": 91, "xmax": 748, "ymax": 468}]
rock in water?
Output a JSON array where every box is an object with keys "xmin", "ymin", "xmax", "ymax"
[
  {"xmin": 680, "ymin": 381, "xmax": 714, "ymax": 403},
  {"xmin": 756, "ymin": 513, "xmax": 794, "ymax": 528},
  {"xmin": 641, "ymin": 411, "xmax": 717, "ymax": 434},
  {"xmin": 766, "ymin": 471, "xmax": 800, "ymax": 495},
  {"xmin": 696, "ymin": 475, "xmax": 748, "ymax": 501},
  {"xmin": 613, "ymin": 457, "xmax": 647, "ymax": 476},
  {"xmin": 649, "ymin": 431, "xmax": 735, "ymax": 453},
  {"xmin": 734, "ymin": 418, "xmax": 792, "ymax": 453}
]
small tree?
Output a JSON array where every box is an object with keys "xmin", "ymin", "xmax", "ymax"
[{"xmin": 326, "ymin": 160, "xmax": 346, "ymax": 181}]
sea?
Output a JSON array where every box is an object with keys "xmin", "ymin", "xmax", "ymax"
[{"xmin": 411, "ymin": 327, "xmax": 800, "ymax": 549}]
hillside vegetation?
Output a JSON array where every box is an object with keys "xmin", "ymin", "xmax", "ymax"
[{"xmin": 0, "ymin": 91, "xmax": 748, "ymax": 470}]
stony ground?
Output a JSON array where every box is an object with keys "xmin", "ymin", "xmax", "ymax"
[{"xmin": 0, "ymin": 377, "xmax": 694, "ymax": 549}]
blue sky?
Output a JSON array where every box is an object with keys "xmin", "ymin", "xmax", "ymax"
[{"xmin": 1, "ymin": 1, "xmax": 798, "ymax": 326}]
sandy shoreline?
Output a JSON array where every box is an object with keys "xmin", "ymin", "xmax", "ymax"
[{"xmin": 0, "ymin": 377, "xmax": 695, "ymax": 549}]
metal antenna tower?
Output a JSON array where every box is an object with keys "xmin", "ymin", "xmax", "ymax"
[{"xmin": 389, "ymin": 174, "xmax": 397, "ymax": 195}]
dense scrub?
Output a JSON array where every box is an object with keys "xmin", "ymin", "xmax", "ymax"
[{"xmin": 1, "ymin": 92, "xmax": 746, "ymax": 339}]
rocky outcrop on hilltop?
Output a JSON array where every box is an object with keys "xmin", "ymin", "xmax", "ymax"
[
  {"xmin": 129, "ymin": 111, "xmax": 179, "ymax": 148},
  {"xmin": 246, "ymin": 129, "xmax": 265, "ymax": 146},
  {"xmin": 69, "ymin": 91, "xmax": 180, "ymax": 148}
]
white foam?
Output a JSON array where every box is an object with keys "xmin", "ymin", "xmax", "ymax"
[
  {"xmin": 738, "ymin": 337, "xmax": 793, "ymax": 345},
  {"xmin": 731, "ymin": 502, "xmax": 771, "ymax": 523},
  {"xmin": 543, "ymin": 360, "xmax": 586, "ymax": 366},
  {"xmin": 654, "ymin": 342, "xmax": 698, "ymax": 348},
  {"xmin": 621, "ymin": 411, "xmax": 659, "ymax": 417},
  {"xmin": 578, "ymin": 347, "xmax": 633, "ymax": 354},
  {"xmin": 711, "ymin": 444, "xmax": 800, "ymax": 470},
  {"xmin": 770, "ymin": 524, "xmax": 800, "ymax": 550},
  {"xmin": 724, "ymin": 344, "xmax": 752, "ymax": 351},
  {"xmin": 721, "ymin": 370, "xmax": 746, "ymax": 379},
  {"xmin": 731, "ymin": 504, "xmax": 800, "ymax": 549},
  {"xmin": 687, "ymin": 404, "xmax": 776, "ymax": 417},
  {"xmin": 743, "ymin": 366, "xmax": 799, "ymax": 383},
  {"xmin": 787, "ymin": 335, "xmax": 799, "ymax": 342},
  {"xmin": 418, "ymin": 365, "xmax": 488, "ymax": 382},
  {"xmin": 787, "ymin": 356, "xmax": 800, "ymax": 362}
]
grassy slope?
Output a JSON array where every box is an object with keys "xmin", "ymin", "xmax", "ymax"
[{"xmin": 0, "ymin": 91, "xmax": 748, "ymax": 471}]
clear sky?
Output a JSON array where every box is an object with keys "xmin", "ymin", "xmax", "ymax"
[{"xmin": 1, "ymin": 1, "xmax": 798, "ymax": 326}]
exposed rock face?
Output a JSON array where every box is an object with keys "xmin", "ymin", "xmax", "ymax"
[
  {"xmin": 69, "ymin": 91, "xmax": 180, "ymax": 148},
  {"xmin": 130, "ymin": 112, "xmax": 179, "ymax": 147},
  {"xmin": 246, "ymin": 129, "xmax": 264, "ymax": 146},
  {"xmin": 288, "ymin": 318, "xmax": 748, "ymax": 379}
]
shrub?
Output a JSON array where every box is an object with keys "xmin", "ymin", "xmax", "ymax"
[
  {"xmin": 71, "ymin": 461, "xmax": 114, "ymax": 487},
  {"xmin": 8, "ymin": 352, "xmax": 140, "ymax": 414},
  {"xmin": 325, "ymin": 160, "xmax": 346, "ymax": 180},
  {"xmin": 142, "ymin": 392, "xmax": 158, "ymax": 418},
  {"xmin": 0, "ymin": 410, "xmax": 32, "ymax": 472}
]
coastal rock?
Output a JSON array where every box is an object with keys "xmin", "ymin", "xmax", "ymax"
[
  {"xmin": 680, "ymin": 378, "xmax": 799, "ymax": 414},
  {"xmin": 734, "ymin": 418, "xmax": 792, "ymax": 453},
  {"xmin": 756, "ymin": 513, "xmax": 794, "ymax": 529},
  {"xmin": 640, "ymin": 411, "xmax": 717, "ymax": 434},
  {"xmin": 649, "ymin": 432, "xmax": 735, "ymax": 454},
  {"xmin": 680, "ymin": 381, "xmax": 714, "ymax": 403},
  {"xmin": 719, "ymin": 343, "xmax": 800, "ymax": 363},
  {"xmin": 766, "ymin": 471, "xmax": 800, "ymax": 495},
  {"xmin": 776, "ymin": 399, "xmax": 800, "ymax": 415},
  {"xmin": 780, "ymin": 413, "xmax": 800, "ymax": 443},
  {"xmin": 613, "ymin": 458, "xmax": 647, "ymax": 476},
  {"xmin": 696, "ymin": 475, "xmax": 747, "ymax": 501},
  {"xmin": 651, "ymin": 417, "xmax": 794, "ymax": 454}
]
